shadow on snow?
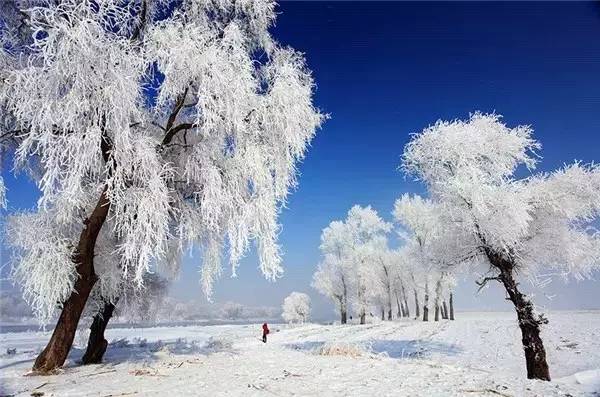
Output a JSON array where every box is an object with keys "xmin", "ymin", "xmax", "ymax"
[
  {"xmin": 285, "ymin": 339, "xmax": 461, "ymax": 359},
  {"xmin": 66, "ymin": 336, "xmax": 238, "ymax": 367}
]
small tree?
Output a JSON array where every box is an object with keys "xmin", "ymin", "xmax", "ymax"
[
  {"xmin": 282, "ymin": 292, "xmax": 311, "ymax": 324},
  {"xmin": 221, "ymin": 302, "xmax": 245, "ymax": 320},
  {"xmin": 312, "ymin": 221, "xmax": 353, "ymax": 324},
  {"xmin": 402, "ymin": 112, "xmax": 600, "ymax": 380}
]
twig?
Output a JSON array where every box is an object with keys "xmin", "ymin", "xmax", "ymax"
[
  {"xmin": 475, "ymin": 276, "xmax": 501, "ymax": 292},
  {"xmin": 33, "ymin": 382, "xmax": 49, "ymax": 390},
  {"xmin": 461, "ymin": 389, "xmax": 512, "ymax": 397},
  {"xmin": 81, "ymin": 369, "xmax": 117, "ymax": 378}
]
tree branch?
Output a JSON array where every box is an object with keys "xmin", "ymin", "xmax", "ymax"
[
  {"xmin": 475, "ymin": 276, "xmax": 501, "ymax": 292},
  {"xmin": 160, "ymin": 88, "xmax": 191, "ymax": 147}
]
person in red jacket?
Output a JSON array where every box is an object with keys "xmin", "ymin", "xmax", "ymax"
[{"xmin": 262, "ymin": 323, "xmax": 270, "ymax": 343}]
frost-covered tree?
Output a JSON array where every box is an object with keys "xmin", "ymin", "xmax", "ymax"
[
  {"xmin": 369, "ymin": 238, "xmax": 396, "ymax": 321},
  {"xmin": 345, "ymin": 206, "xmax": 391, "ymax": 324},
  {"xmin": 312, "ymin": 256, "xmax": 349, "ymax": 324},
  {"xmin": 281, "ymin": 292, "xmax": 311, "ymax": 324},
  {"xmin": 393, "ymin": 194, "xmax": 445, "ymax": 322},
  {"xmin": 402, "ymin": 112, "xmax": 600, "ymax": 380},
  {"xmin": 312, "ymin": 219, "xmax": 355, "ymax": 324},
  {"xmin": 388, "ymin": 249, "xmax": 412, "ymax": 319},
  {"xmin": 221, "ymin": 301, "xmax": 245, "ymax": 320},
  {"xmin": 1, "ymin": 0, "xmax": 323, "ymax": 372}
]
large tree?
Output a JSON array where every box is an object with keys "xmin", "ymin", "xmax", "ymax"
[
  {"xmin": 402, "ymin": 112, "xmax": 600, "ymax": 380},
  {"xmin": 1, "ymin": 0, "xmax": 323, "ymax": 373}
]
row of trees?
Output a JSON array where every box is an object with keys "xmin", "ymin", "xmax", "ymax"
[
  {"xmin": 312, "ymin": 205, "xmax": 456, "ymax": 326},
  {"xmin": 0, "ymin": 0, "xmax": 323, "ymax": 373},
  {"xmin": 315, "ymin": 113, "xmax": 600, "ymax": 381}
]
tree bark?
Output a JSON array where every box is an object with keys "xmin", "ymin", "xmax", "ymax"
[
  {"xmin": 381, "ymin": 307, "xmax": 385, "ymax": 321},
  {"xmin": 442, "ymin": 300, "xmax": 449, "ymax": 320},
  {"xmin": 486, "ymin": 249, "xmax": 551, "ymax": 381},
  {"xmin": 82, "ymin": 300, "xmax": 117, "ymax": 364},
  {"xmin": 414, "ymin": 288, "xmax": 420, "ymax": 319},
  {"xmin": 401, "ymin": 283, "xmax": 410, "ymax": 318},
  {"xmin": 360, "ymin": 310, "xmax": 366, "ymax": 325},
  {"xmin": 434, "ymin": 278, "xmax": 442, "ymax": 322},
  {"xmin": 422, "ymin": 281, "xmax": 429, "ymax": 321},
  {"xmin": 383, "ymin": 265, "xmax": 393, "ymax": 321},
  {"xmin": 395, "ymin": 292, "xmax": 402, "ymax": 318},
  {"xmin": 400, "ymin": 300, "xmax": 407, "ymax": 317},
  {"xmin": 33, "ymin": 188, "xmax": 111, "ymax": 373},
  {"xmin": 342, "ymin": 278, "xmax": 348, "ymax": 324},
  {"xmin": 449, "ymin": 292, "xmax": 455, "ymax": 320}
]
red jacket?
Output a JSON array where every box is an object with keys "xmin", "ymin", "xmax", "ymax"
[{"xmin": 262, "ymin": 323, "xmax": 270, "ymax": 335}]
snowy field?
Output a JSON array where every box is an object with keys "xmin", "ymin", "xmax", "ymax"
[{"xmin": 1, "ymin": 311, "xmax": 599, "ymax": 396}]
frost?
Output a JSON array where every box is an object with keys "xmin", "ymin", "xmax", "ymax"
[{"xmin": 1, "ymin": 0, "xmax": 324, "ymax": 322}]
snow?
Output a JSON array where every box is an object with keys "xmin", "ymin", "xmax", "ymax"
[{"xmin": 1, "ymin": 311, "xmax": 599, "ymax": 396}]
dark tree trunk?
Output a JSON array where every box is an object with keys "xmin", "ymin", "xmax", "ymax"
[
  {"xmin": 449, "ymin": 292, "xmax": 455, "ymax": 320},
  {"xmin": 395, "ymin": 293, "xmax": 402, "ymax": 318},
  {"xmin": 33, "ymin": 188, "xmax": 111, "ymax": 373},
  {"xmin": 422, "ymin": 281, "xmax": 429, "ymax": 322},
  {"xmin": 342, "ymin": 279, "xmax": 348, "ymax": 324},
  {"xmin": 434, "ymin": 278, "xmax": 442, "ymax": 322},
  {"xmin": 82, "ymin": 300, "xmax": 117, "ymax": 364},
  {"xmin": 387, "ymin": 306, "xmax": 392, "ymax": 321},
  {"xmin": 442, "ymin": 301, "xmax": 449, "ymax": 320},
  {"xmin": 486, "ymin": 249, "xmax": 551, "ymax": 381},
  {"xmin": 401, "ymin": 283, "xmax": 410, "ymax": 318},
  {"xmin": 381, "ymin": 307, "xmax": 385, "ymax": 321},
  {"xmin": 414, "ymin": 288, "xmax": 420, "ymax": 319},
  {"xmin": 360, "ymin": 310, "xmax": 366, "ymax": 325}
]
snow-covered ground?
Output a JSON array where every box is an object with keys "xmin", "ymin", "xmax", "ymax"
[{"xmin": 1, "ymin": 311, "xmax": 599, "ymax": 396}]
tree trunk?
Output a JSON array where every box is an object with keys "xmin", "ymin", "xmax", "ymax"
[
  {"xmin": 414, "ymin": 288, "xmax": 420, "ymax": 319},
  {"xmin": 342, "ymin": 278, "xmax": 348, "ymax": 324},
  {"xmin": 449, "ymin": 292, "xmax": 455, "ymax": 320},
  {"xmin": 422, "ymin": 281, "xmax": 429, "ymax": 322},
  {"xmin": 33, "ymin": 188, "xmax": 111, "ymax": 373},
  {"xmin": 383, "ymin": 266, "xmax": 393, "ymax": 321},
  {"xmin": 395, "ymin": 293, "xmax": 402, "ymax": 318},
  {"xmin": 434, "ymin": 278, "xmax": 442, "ymax": 322},
  {"xmin": 442, "ymin": 300, "xmax": 449, "ymax": 320},
  {"xmin": 360, "ymin": 310, "xmax": 366, "ymax": 325},
  {"xmin": 486, "ymin": 249, "xmax": 551, "ymax": 381},
  {"xmin": 82, "ymin": 300, "xmax": 116, "ymax": 364},
  {"xmin": 381, "ymin": 307, "xmax": 385, "ymax": 321},
  {"xmin": 402, "ymin": 284, "xmax": 410, "ymax": 318}
]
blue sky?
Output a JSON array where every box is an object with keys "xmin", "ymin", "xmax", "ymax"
[{"xmin": 3, "ymin": 2, "xmax": 600, "ymax": 320}]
